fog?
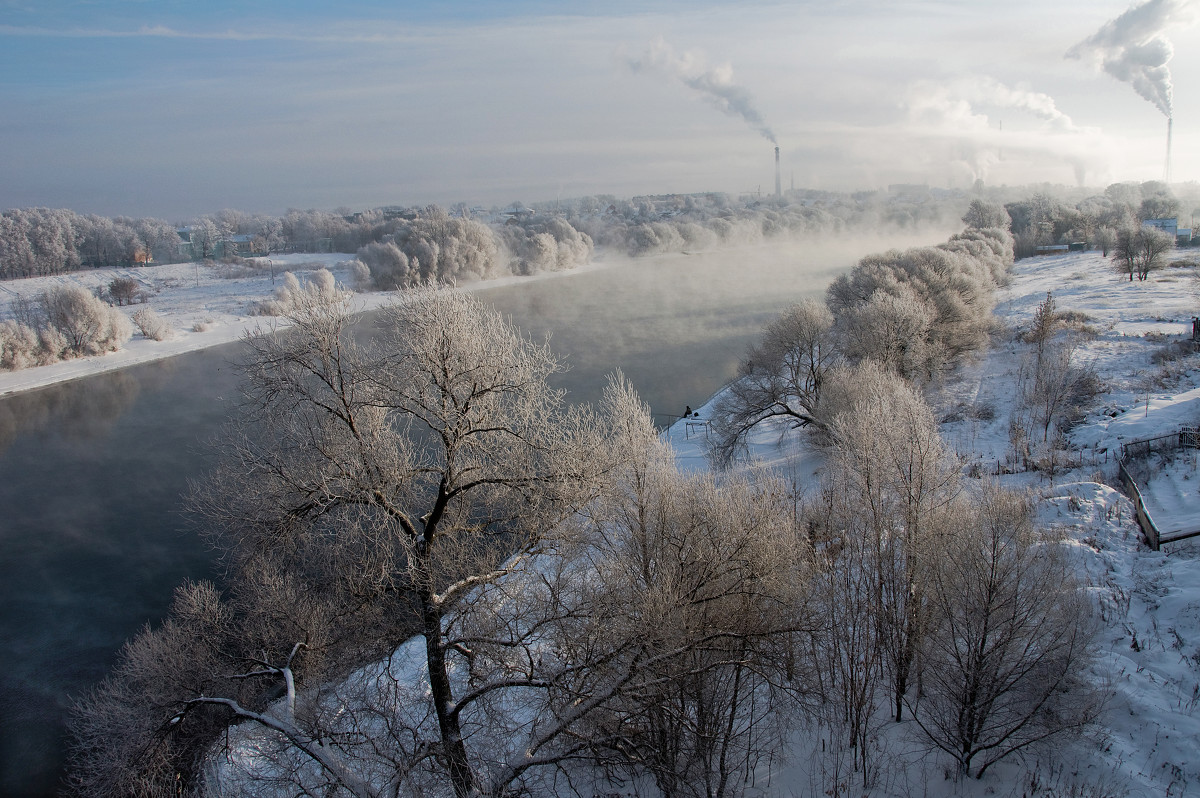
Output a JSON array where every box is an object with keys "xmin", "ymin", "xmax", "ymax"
[{"xmin": 474, "ymin": 230, "xmax": 961, "ymax": 424}]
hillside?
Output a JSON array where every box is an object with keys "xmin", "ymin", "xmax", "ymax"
[{"xmin": 668, "ymin": 248, "xmax": 1200, "ymax": 796}]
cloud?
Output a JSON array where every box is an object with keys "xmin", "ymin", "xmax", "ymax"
[
  {"xmin": 0, "ymin": 23, "xmax": 419, "ymax": 44},
  {"xmin": 626, "ymin": 36, "xmax": 776, "ymax": 145},
  {"xmin": 1066, "ymin": 0, "xmax": 1200, "ymax": 118}
]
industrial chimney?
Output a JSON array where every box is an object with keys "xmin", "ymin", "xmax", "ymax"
[
  {"xmin": 774, "ymin": 146, "xmax": 781, "ymax": 197},
  {"xmin": 1164, "ymin": 117, "xmax": 1173, "ymax": 184}
]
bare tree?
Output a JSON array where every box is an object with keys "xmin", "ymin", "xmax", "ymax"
[
  {"xmin": 909, "ymin": 486, "xmax": 1098, "ymax": 779},
  {"xmin": 1113, "ymin": 227, "xmax": 1174, "ymax": 282},
  {"xmin": 1026, "ymin": 291, "xmax": 1057, "ymax": 358},
  {"xmin": 824, "ymin": 364, "xmax": 959, "ymax": 725},
  {"xmin": 710, "ymin": 299, "xmax": 839, "ymax": 465},
  {"xmin": 107, "ymin": 276, "xmax": 141, "ymax": 306},
  {"xmin": 567, "ymin": 444, "xmax": 814, "ymax": 798},
  {"xmin": 71, "ymin": 288, "xmax": 645, "ymax": 797},
  {"xmin": 1019, "ymin": 335, "xmax": 1102, "ymax": 442}
]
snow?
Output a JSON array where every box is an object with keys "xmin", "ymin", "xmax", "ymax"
[
  {"xmin": 662, "ymin": 248, "xmax": 1200, "ymax": 796},
  {"xmin": 0, "ymin": 254, "xmax": 614, "ymax": 397},
  {"xmin": 22, "ymin": 245, "xmax": 1200, "ymax": 795}
]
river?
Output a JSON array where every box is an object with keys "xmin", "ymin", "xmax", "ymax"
[{"xmin": 0, "ymin": 235, "xmax": 942, "ymax": 795}]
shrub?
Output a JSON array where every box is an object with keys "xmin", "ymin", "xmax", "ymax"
[
  {"xmin": 40, "ymin": 284, "xmax": 131, "ymax": 356},
  {"xmin": 107, "ymin": 276, "xmax": 142, "ymax": 306},
  {"xmin": 131, "ymin": 307, "xmax": 173, "ymax": 341},
  {"xmin": 348, "ymin": 260, "xmax": 372, "ymax": 291},
  {"xmin": 250, "ymin": 269, "xmax": 343, "ymax": 316},
  {"xmin": 0, "ymin": 320, "xmax": 41, "ymax": 370}
]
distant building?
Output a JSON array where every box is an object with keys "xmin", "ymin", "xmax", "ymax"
[
  {"xmin": 226, "ymin": 234, "xmax": 263, "ymax": 256},
  {"xmin": 1144, "ymin": 218, "xmax": 1193, "ymax": 246},
  {"xmin": 1035, "ymin": 244, "xmax": 1070, "ymax": 255},
  {"xmin": 1144, "ymin": 218, "xmax": 1178, "ymax": 237}
]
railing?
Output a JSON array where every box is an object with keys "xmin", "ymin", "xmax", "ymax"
[
  {"xmin": 1117, "ymin": 459, "xmax": 1162, "ymax": 551},
  {"xmin": 1117, "ymin": 427, "xmax": 1200, "ymax": 551}
]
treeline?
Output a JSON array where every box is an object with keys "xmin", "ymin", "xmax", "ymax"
[
  {"xmin": 352, "ymin": 209, "xmax": 594, "ymax": 289},
  {"xmin": 0, "ymin": 205, "xmax": 598, "ymax": 282},
  {"xmin": 997, "ymin": 180, "xmax": 1193, "ymax": 259},
  {"xmin": 4, "ymin": 181, "xmax": 1192, "ymax": 281},
  {"xmin": 557, "ymin": 189, "xmax": 969, "ymax": 257},
  {"xmin": 0, "ymin": 208, "xmax": 182, "ymax": 278},
  {"xmin": 69, "ymin": 268, "xmax": 1097, "ymax": 797},
  {"xmin": 1, "ymin": 189, "xmax": 973, "ymax": 282}
]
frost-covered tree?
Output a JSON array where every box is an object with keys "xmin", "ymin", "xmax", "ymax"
[
  {"xmin": 961, "ymin": 199, "xmax": 1009, "ymax": 230},
  {"xmin": 710, "ymin": 299, "xmax": 839, "ymax": 465},
  {"xmin": 569, "ymin": 445, "xmax": 812, "ymax": 798},
  {"xmin": 355, "ymin": 241, "xmax": 410, "ymax": 289},
  {"xmin": 911, "ymin": 486, "xmax": 1098, "ymax": 779},
  {"xmin": 40, "ymin": 284, "xmax": 131, "ymax": 356},
  {"xmin": 1112, "ymin": 227, "xmax": 1174, "ymax": 282},
  {"xmin": 70, "ymin": 288, "xmax": 653, "ymax": 798},
  {"xmin": 822, "ymin": 363, "xmax": 959, "ymax": 724}
]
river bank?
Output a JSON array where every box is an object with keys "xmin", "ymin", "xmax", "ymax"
[{"xmin": 0, "ymin": 254, "xmax": 615, "ymax": 398}]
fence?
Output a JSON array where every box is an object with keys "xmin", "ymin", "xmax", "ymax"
[
  {"xmin": 1117, "ymin": 459, "xmax": 1163, "ymax": 550},
  {"xmin": 1117, "ymin": 427, "xmax": 1200, "ymax": 551}
]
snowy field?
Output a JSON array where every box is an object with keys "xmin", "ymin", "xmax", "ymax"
[
  {"xmin": 0, "ymin": 254, "xmax": 611, "ymax": 397},
  {"xmin": 666, "ymin": 249, "xmax": 1200, "ymax": 797}
]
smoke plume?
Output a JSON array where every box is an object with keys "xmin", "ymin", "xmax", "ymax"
[
  {"xmin": 628, "ymin": 37, "xmax": 776, "ymax": 144},
  {"xmin": 1067, "ymin": 0, "xmax": 1199, "ymax": 117}
]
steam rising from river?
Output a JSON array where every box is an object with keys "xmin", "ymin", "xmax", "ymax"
[{"xmin": 475, "ymin": 230, "xmax": 958, "ymax": 423}]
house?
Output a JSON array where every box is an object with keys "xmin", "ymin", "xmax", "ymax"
[
  {"xmin": 1144, "ymin": 218, "xmax": 1178, "ymax": 237},
  {"xmin": 175, "ymin": 227, "xmax": 196, "ymax": 260},
  {"xmin": 1144, "ymin": 218, "xmax": 1193, "ymax": 246},
  {"xmin": 226, "ymin": 234, "xmax": 263, "ymax": 256}
]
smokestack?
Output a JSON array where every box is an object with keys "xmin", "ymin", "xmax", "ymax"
[
  {"xmin": 1165, "ymin": 116, "xmax": 1173, "ymax": 184},
  {"xmin": 774, "ymin": 146, "xmax": 781, "ymax": 197}
]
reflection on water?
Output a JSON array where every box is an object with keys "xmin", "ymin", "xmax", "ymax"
[
  {"xmin": 0, "ymin": 369, "xmax": 146, "ymax": 455},
  {"xmin": 0, "ymin": 236, "xmax": 937, "ymax": 795},
  {"xmin": 0, "ymin": 347, "xmax": 241, "ymax": 797}
]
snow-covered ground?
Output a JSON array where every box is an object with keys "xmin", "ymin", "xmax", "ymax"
[
  {"xmin": 0, "ymin": 254, "xmax": 612, "ymax": 397},
  {"xmin": 666, "ymin": 248, "xmax": 1200, "ymax": 797},
  {"xmin": 16, "ymin": 247, "xmax": 1200, "ymax": 795}
]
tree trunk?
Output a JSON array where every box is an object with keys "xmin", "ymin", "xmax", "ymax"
[{"xmin": 423, "ymin": 598, "xmax": 477, "ymax": 798}]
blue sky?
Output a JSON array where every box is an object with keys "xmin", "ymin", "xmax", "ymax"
[{"xmin": 1, "ymin": 0, "xmax": 1198, "ymax": 220}]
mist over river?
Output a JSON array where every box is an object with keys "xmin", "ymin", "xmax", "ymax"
[{"xmin": 0, "ymin": 234, "xmax": 947, "ymax": 795}]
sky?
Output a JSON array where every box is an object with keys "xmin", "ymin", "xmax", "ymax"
[{"xmin": 1, "ymin": 0, "xmax": 1199, "ymax": 221}]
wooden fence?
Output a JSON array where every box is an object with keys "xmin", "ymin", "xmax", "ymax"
[{"xmin": 1117, "ymin": 427, "xmax": 1200, "ymax": 551}]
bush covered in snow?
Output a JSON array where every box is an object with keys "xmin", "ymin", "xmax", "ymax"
[
  {"xmin": 130, "ymin": 306, "xmax": 173, "ymax": 341},
  {"xmin": 250, "ymin": 268, "xmax": 344, "ymax": 316},
  {"xmin": 1, "ymin": 284, "xmax": 132, "ymax": 370}
]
